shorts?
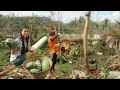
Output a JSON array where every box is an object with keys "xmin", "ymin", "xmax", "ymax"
[{"xmin": 11, "ymin": 54, "xmax": 26, "ymax": 66}]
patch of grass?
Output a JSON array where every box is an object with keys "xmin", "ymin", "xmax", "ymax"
[
  {"xmin": 54, "ymin": 62, "xmax": 73, "ymax": 79},
  {"xmin": 0, "ymin": 49, "xmax": 10, "ymax": 66},
  {"xmin": 54, "ymin": 57, "xmax": 84, "ymax": 79},
  {"xmin": 36, "ymin": 48, "xmax": 49, "ymax": 56}
]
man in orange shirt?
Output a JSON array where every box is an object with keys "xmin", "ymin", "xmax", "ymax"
[{"xmin": 48, "ymin": 26, "xmax": 60, "ymax": 74}]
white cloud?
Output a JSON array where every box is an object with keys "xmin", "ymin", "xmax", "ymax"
[
  {"xmin": 0, "ymin": 11, "xmax": 119, "ymax": 23},
  {"xmin": 48, "ymin": 11, "xmax": 85, "ymax": 23},
  {"xmin": 96, "ymin": 11, "xmax": 120, "ymax": 22},
  {"xmin": 110, "ymin": 11, "xmax": 120, "ymax": 22}
]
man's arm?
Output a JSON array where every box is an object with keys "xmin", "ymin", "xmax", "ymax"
[{"xmin": 50, "ymin": 26, "xmax": 58, "ymax": 41}]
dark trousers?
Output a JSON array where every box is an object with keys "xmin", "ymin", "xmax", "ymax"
[
  {"xmin": 50, "ymin": 53, "xmax": 57, "ymax": 70},
  {"xmin": 11, "ymin": 54, "xmax": 26, "ymax": 66}
]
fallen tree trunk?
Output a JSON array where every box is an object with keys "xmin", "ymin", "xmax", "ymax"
[{"xmin": 69, "ymin": 38, "xmax": 101, "ymax": 43}]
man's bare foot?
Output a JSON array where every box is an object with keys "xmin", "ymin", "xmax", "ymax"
[
  {"xmin": 52, "ymin": 69, "xmax": 55, "ymax": 73},
  {"xmin": 44, "ymin": 74, "xmax": 51, "ymax": 79}
]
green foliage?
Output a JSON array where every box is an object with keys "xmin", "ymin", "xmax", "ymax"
[
  {"xmin": 98, "ymin": 65, "xmax": 109, "ymax": 79},
  {"xmin": 95, "ymin": 40, "xmax": 105, "ymax": 49},
  {"xmin": 78, "ymin": 16, "xmax": 85, "ymax": 24},
  {"xmin": 0, "ymin": 13, "xmax": 119, "ymax": 37},
  {"xmin": 0, "ymin": 41, "xmax": 6, "ymax": 48},
  {"xmin": 0, "ymin": 49, "xmax": 10, "ymax": 66},
  {"xmin": 36, "ymin": 49, "xmax": 48, "ymax": 56},
  {"xmin": 68, "ymin": 44, "xmax": 80, "ymax": 59},
  {"xmin": 57, "ymin": 62, "xmax": 72, "ymax": 74}
]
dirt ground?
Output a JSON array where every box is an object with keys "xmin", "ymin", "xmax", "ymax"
[{"xmin": 0, "ymin": 48, "xmax": 119, "ymax": 79}]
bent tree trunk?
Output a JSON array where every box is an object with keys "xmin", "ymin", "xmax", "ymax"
[{"xmin": 83, "ymin": 11, "xmax": 91, "ymax": 74}]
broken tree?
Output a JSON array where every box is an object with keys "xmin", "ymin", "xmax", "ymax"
[{"xmin": 83, "ymin": 11, "xmax": 91, "ymax": 74}]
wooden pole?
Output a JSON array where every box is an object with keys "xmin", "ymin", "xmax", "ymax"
[
  {"xmin": 83, "ymin": 11, "xmax": 91, "ymax": 74},
  {"xmin": 58, "ymin": 11, "xmax": 60, "ymax": 34}
]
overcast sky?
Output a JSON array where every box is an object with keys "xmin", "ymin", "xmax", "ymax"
[{"xmin": 0, "ymin": 11, "xmax": 120, "ymax": 23}]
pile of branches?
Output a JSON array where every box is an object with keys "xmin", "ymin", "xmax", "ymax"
[
  {"xmin": 107, "ymin": 55, "xmax": 120, "ymax": 71},
  {"xmin": 103, "ymin": 29, "xmax": 120, "ymax": 39}
]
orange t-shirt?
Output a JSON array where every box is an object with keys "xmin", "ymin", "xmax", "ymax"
[{"xmin": 48, "ymin": 37, "xmax": 57, "ymax": 54}]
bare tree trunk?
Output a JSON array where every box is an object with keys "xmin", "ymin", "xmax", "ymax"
[
  {"xmin": 80, "ymin": 44, "xmax": 82, "ymax": 63},
  {"xmin": 83, "ymin": 11, "xmax": 91, "ymax": 74}
]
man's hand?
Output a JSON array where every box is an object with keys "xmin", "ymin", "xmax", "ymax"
[
  {"xmin": 53, "ymin": 26, "xmax": 57, "ymax": 29},
  {"xmin": 55, "ymin": 43, "xmax": 60, "ymax": 47},
  {"xmin": 58, "ymin": 43, "xmax": 60, "ymax": 46}
]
